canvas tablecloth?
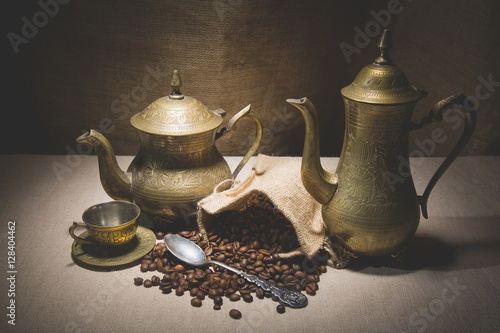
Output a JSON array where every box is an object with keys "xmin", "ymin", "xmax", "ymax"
[{"xmin": 0, "ymin": 155, "xmax": 499, "ymax": 333}]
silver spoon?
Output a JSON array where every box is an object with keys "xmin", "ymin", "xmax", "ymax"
[{"xmin": 163, "ymin": 234, "xmax": 308, "ymax": 308}]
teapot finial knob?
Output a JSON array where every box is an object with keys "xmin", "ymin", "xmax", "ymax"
[
  {"xmin": 169, "ymin": 70, "xmax": 184, "ymax": 100},
  {"xmin": 375, "ymin": 29, "xmax": 392, "ymax": 65}
]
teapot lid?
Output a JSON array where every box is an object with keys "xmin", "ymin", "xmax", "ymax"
[
  {"xmin": 130, "ymin": 70, "xmax": 223, "ymax": 135},
  {"xmin": 341, "ymin": 30, "xmax": 422, "ymax": 104}
]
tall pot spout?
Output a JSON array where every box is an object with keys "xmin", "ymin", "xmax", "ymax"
[{"xmin": 287, "ymin": 97, "xmax": 337, "ymax": 205}]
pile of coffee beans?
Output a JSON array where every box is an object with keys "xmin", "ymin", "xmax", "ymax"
[{"xmin": 134, "ymin": 193, "xmax": 328, "ymax": 319}]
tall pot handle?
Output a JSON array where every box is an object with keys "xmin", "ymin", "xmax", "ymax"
[
  {"xmin": 410, "ymin": 92, "xmax": 477, "ymax": 218},
  {"xmin": 216, "ymin": 105, "xmax": 262, "ymax": 179}
]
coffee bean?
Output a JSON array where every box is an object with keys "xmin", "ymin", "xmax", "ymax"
[
  {"xmin": 174, "ymin": 264, "xmax": 184, "ymax": 273},
  {"xmin": 213, "ymin": 304, "xmax": 221, "ymax": 310},
  {"xmin": 208, "ymin": 289, "xmax": 217, "ymax": 299},
  {"xmin": 200, "ymin": 281, "xmax": 210, "ymax": 292},
  {"xmin": 175, "ymin": 287, "xmax": 185, "ymax": 296},
  {"xmin": 161, "ymin": 286, "xmax": 172, "ymax": 294},
  {"xmin": 229, "ymin": 309, "xmax": 242, "ymax": 319},
  {"xmin": 256, "ymin": 288, "xmax": 264, "ymax": 299},
  {"xmin": 140, "ymin": 263, "xmax": 149, "ymax": 272},
  {"xmin": 191, "ymin": 298, "xmax": 202, "ymax": 307},
  {"xmin": 196, "ymin": 291, "xmax": 205, "ymax": 300},
  {"xmin": 242, "ymin": 294, "xmax": 253, "ymax": 303},
  {"xmin": 190, "ymin": 287, "xmax": 200, "ymax": 297},
  {"xmin": 214, "ymin": 295, "xmax": 223, "ymax": 305},
  {"xmin": 229, "ymin": 294, "xmax": 241, "ymax": 302},
  {"xmin": 155, "ymin": 231, "xmax": 165, "ymax": 240},
  {"xmin": 143, "ymin": 279, "xmax": 153, "ymax": 288},
  {"xmin": 185, "ymin": 273, "xmax": 195, "ymax": 282},
  {"xmin": 134, "ymin": 277, "xmax": 143, "ymax": 286},
  {"xmin": 305, "ymin": 285, "xmax": 316, "ymax": 296},
  {"xmin": 230, "ymin": 279, "xmax": 237, "ymax": 290},
  {"xmin": 151, "ymin": 275, "xmax": 160, "ymax": 286},
  {"xmin": 204, "ymin": 247, "xmax": 213, "ymax": 256},
  {"xmin": 306, "ymin": 274, "xmax": 317, "ymax": 282},
  {"xmin": 239, "ymin": 245, "xmax": 249, "ymax": 253},
  {"xmin": 309, "ymin": 282, "xmax": 318, "ymax": 291},
  {"xmin": 272, "ymin": 264, "xmax": 282, "ymax": 273},
  {"xmin": 240, "ymin": 258, "xmax": 248, "ymax": 267},
  {"xmin": 276, "ymin": 304, "xmax": 285, "ymax": 314},
  {"xmin": 259, "ymin": 249, "xmax": 271, "ymax": 256}
]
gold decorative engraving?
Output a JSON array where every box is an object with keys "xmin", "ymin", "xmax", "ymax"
[
  {"xmin": 90, "ymin": 224, "xmax": 138, "ymax": 246},
  {"xmin": 71, "ymin": 226, "xmax": 156, "ymax": 267},
  {"xmin": 131, "ymin": 96, "xmax": 223, "ymax": 135},
  {"xmin": 336, "ymin": 132, "xmax": 399, "ymax": 217},
  {"xmin": 142, "ymin": 102, "xmax": 212, "ymax": 125}
]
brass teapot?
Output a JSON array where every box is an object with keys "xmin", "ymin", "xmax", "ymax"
[
  {"xmin": 288, "ymin": 30, "xmax": 476, "ymax": 265},
  {"xmin": 77, "ymin": 70, "xmax": 262, "ymax": 222}
]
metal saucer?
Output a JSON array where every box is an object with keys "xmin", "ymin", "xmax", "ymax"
[{"xmin": 71, "ymin": 225, "xmax": 155, "ymax": 267}]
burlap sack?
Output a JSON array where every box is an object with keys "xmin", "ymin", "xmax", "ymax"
[{"xmin": 197, "ymin": 154, "xmax": 328, "ymax": 259}]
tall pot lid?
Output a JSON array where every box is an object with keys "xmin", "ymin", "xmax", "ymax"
[{"xmin": 341, "ymin": 30, "xmax": 422, "ymax": 104}]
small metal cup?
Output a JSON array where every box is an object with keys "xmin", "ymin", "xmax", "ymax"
[{"xmin": 69, "ymin": 201, "xmax": 141, "ymax": 247}]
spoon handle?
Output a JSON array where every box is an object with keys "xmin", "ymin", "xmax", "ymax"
[{"xmin": 208, "ymin": 260, "xmax": 308, "ymax": 308}]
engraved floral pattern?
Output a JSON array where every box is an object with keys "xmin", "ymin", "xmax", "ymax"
[
  {"xmin": 142, "ymin": 108, "xmax": 212, "ymax": 124},
  {"xmin": 133, "ymin": 153, "xmax": 230, "ymax": 192},
  {"xmin": 337, "ymin": 132, "xmax": 401, "ymax": 216}
]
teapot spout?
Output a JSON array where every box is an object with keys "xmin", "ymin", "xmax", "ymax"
[
  {"xmin": 76, "ymin": 129, "xmax": 131, "ymax": 201},
  {"xmin": 286, "ymin": 98, "xmax": 337, "ymax": 205}
]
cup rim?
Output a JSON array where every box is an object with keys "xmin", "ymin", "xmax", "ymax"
[{"xmin": 82, "ymin": 200, "xmax": 141, "ymax": 228}]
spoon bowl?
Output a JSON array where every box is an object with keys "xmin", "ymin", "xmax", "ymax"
[{"xmin": 163, "ymin": 233, "xmax": 208, "ymax": 266}]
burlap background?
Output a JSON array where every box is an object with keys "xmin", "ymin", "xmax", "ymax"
[{"xmin": 4, "ymin": 0, "xmax": 500, "ymax": 156}]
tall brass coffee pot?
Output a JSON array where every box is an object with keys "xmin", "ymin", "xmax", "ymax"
[
  {"xmin": 288, "ymin": 30, "xmax": 476, "ymax": 264},
  {"xmin": 77, "ymin": 70, "xmax": 262, "ymax": 222}
]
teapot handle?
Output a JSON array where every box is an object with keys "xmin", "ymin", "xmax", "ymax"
[
  {"xmin": 410, "ymin": 92, "xmax": 477, "ymax": 218},
  {"xmin": 215, "ymin": 105, "xmax": 262, "ymax": 179}
]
